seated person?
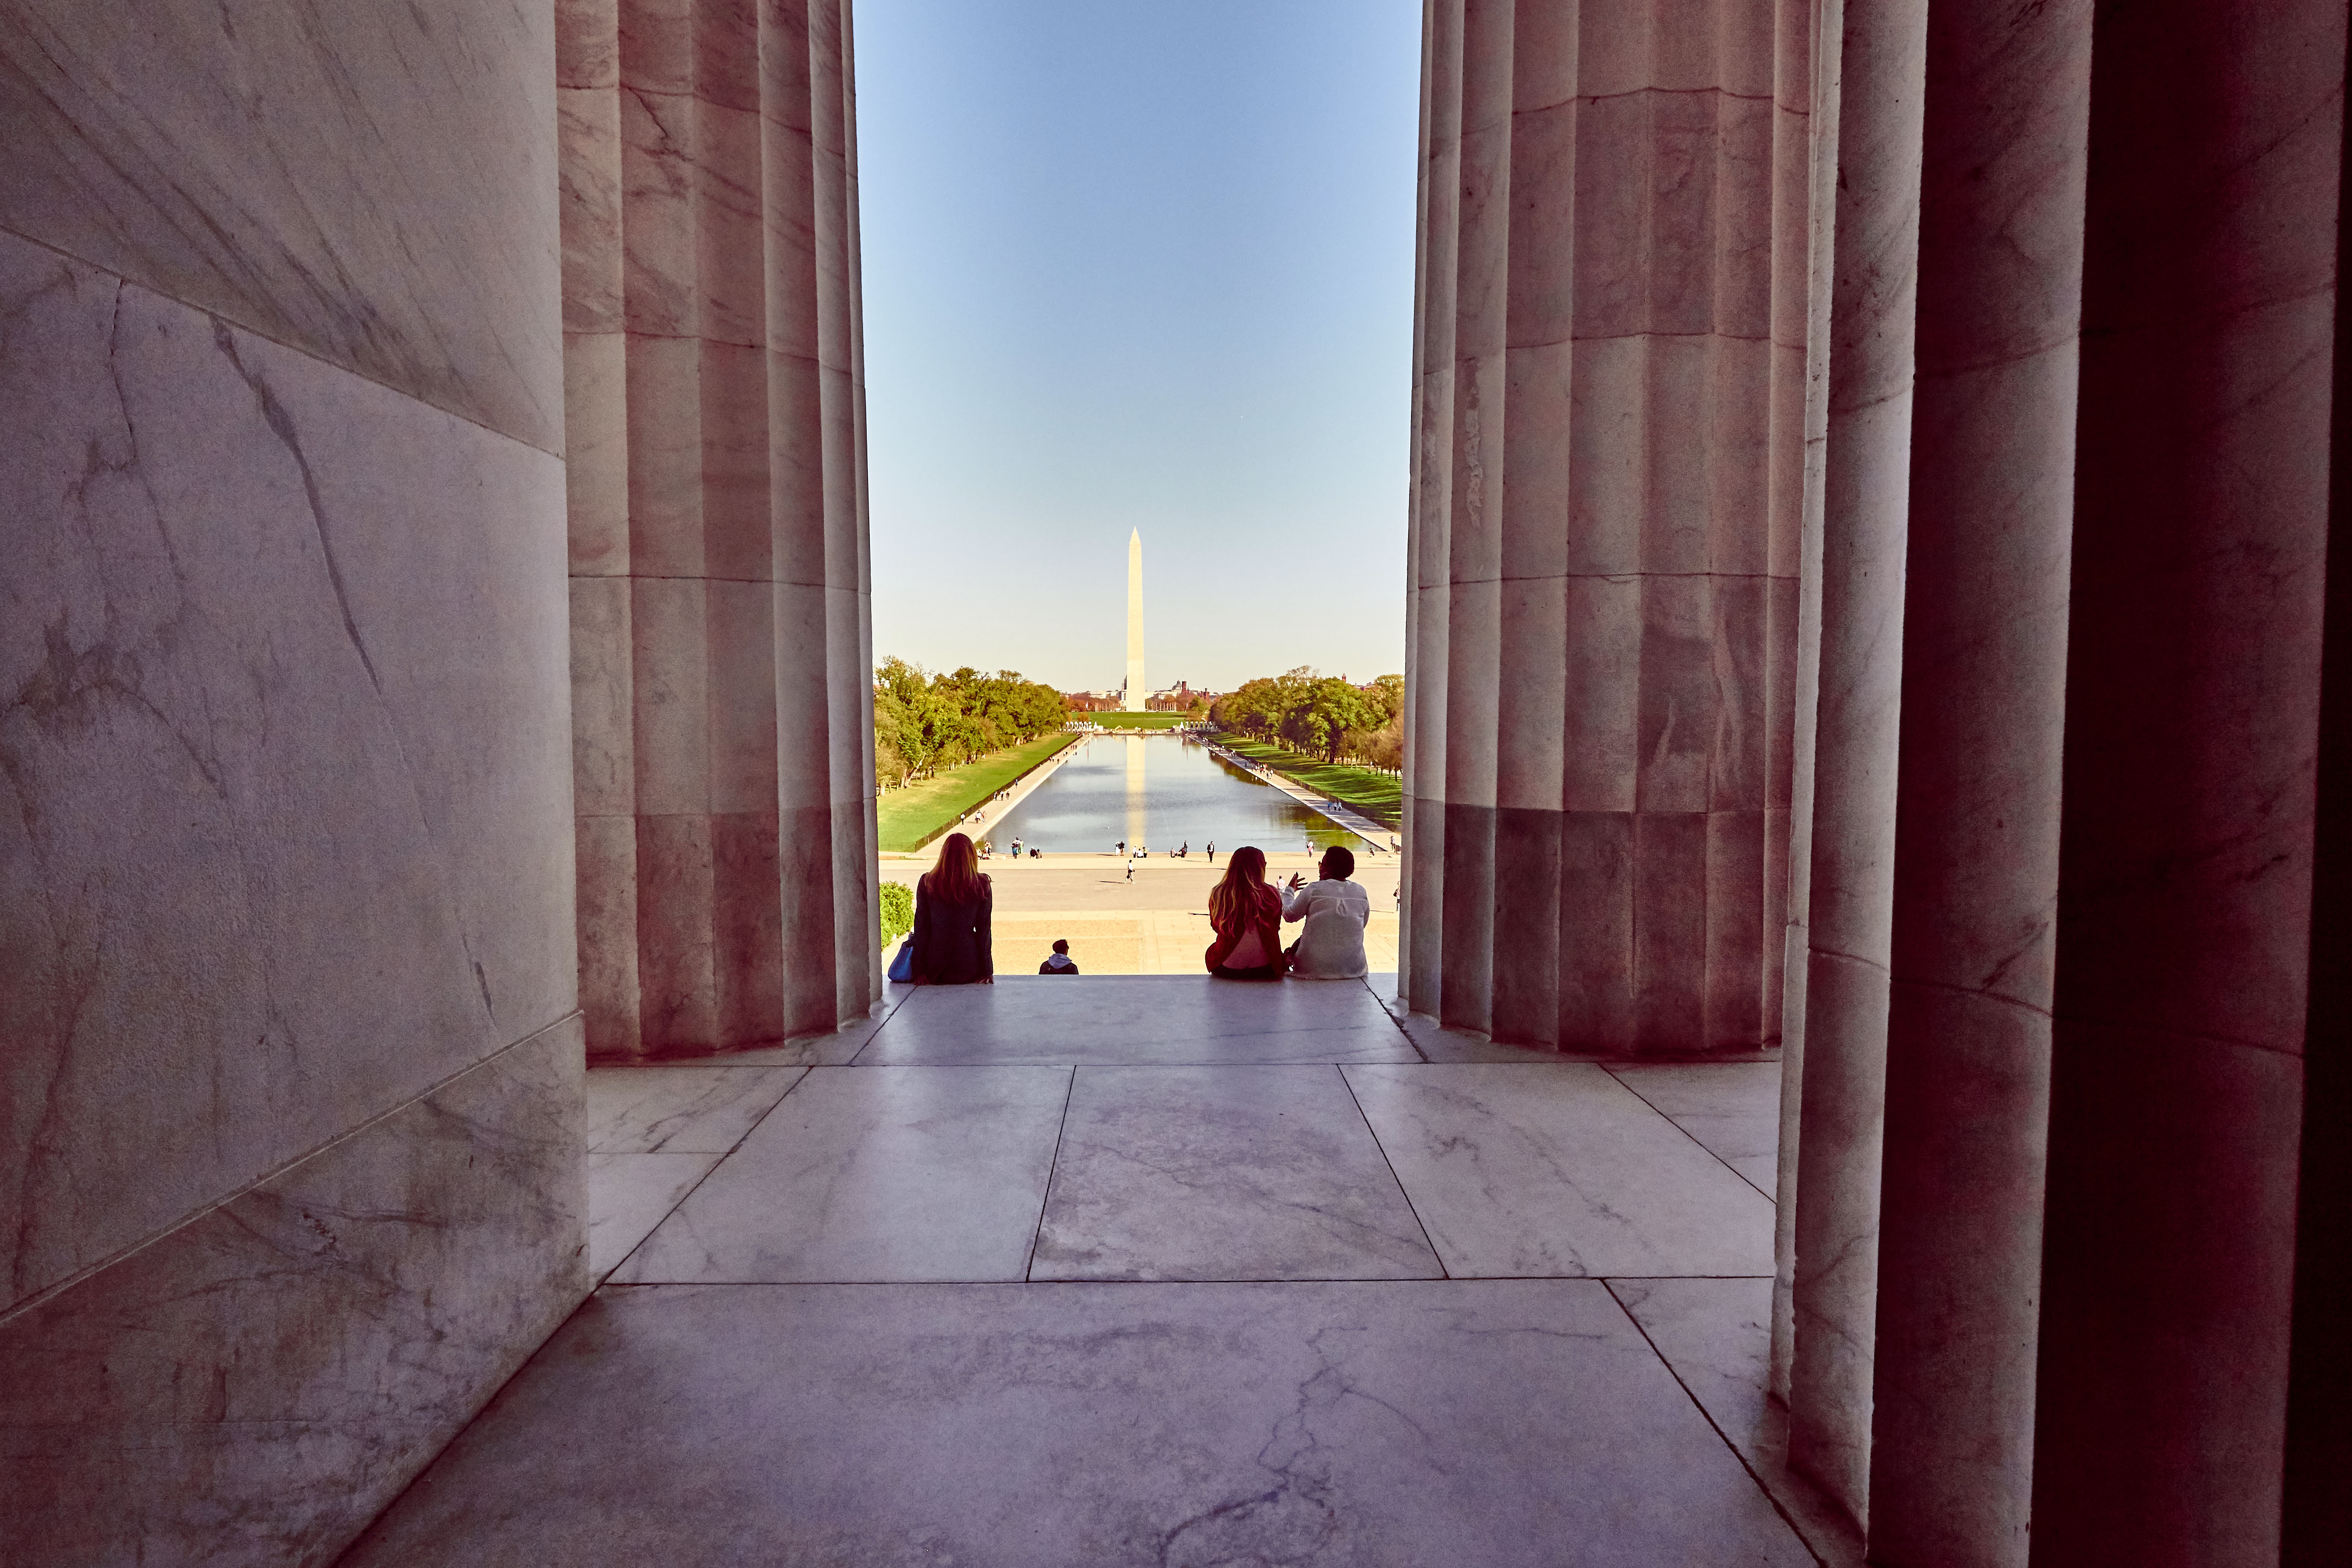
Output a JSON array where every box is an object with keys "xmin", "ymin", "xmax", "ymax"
[
  {"xmin": 1281, "ymin": 846, "xmax": 1371, "ymax": 979},
  {"xmin": 1039, "ymin": 939, "xmax": 1079, "ymax": 975},
  {"xmin": 1203, "ymin": 847, "xmax": 1286, "ymax": 980},
  {"xmin": 910, "ymin": 832, "xmax": 993, "ymax": 985}
]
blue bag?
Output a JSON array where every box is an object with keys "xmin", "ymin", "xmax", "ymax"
[{"xmin": 887, "ymin": 937, "xmax": 915, "ymax": 983}]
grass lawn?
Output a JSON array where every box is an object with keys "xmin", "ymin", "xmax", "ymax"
[
  {"xmin": 877, "ymin": 732, "xmax": 1080, "ymax": 853},
  {"xmin": 1082, "ymin": 712, "xmax": 1196, "ymax": 730},
  {"xmin": 1215, "ymin": 736, "xmax": 1404, "ymax": 829}
]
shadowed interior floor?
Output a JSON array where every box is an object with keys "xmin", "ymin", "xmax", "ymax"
[{"xmin": 339, "ymin": 977, "xmax": 1855, "ymax": 1567}]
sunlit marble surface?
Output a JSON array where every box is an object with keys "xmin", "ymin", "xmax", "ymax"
[
  {"xmin": 1605, "ymin": 1061, "xmax": 1784, "ymax": 1193},
  {"xmin": 612, "ymin": 1066, "xmax": 1070, "ymax": 1283},
  {"xmin": 861, "ymin": 974, "xmax": 1419, "ymax": 1065},
  {"xmin": 348, "ymin": 978, "xmax": 1803, "ymax": 1561},
  {"xmin": 1032, "ymin": 1066, "xmax": 1442, "ymax": 1281},
  {"xmin": 583, "ymin": 1065, "xmax": 807, "ymax": 1153},
  {"xmin": 341, "ymin": 1280, "xmax": 1814, "ymax": 1568},
  {"xmin": 1345, "ymin": 1063, "xmax": 1778, "ymax": 1277}
]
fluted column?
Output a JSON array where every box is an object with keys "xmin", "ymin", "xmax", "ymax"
[
  {"xmin": 1783, "ymin": 0, "xmax": 1924, "ymax": 1528},
  {"xmin": 1767, "ymin": 0, "xmax": 1825, "ymax": 1403},
  {"xmin": 1402, "ymin": 0, "xmax": 1799, "ymax": 1054},
  {"xmin": 1864, "ymin": 3, "xmax": 2091, "ymax": 1563},
  {"xmin": 564, "ymin": 0, "xmax": 877, "ymax": 1061},
  {"xmin": 1400, "ymin": 0, "xmax": 1462, "ymax": 1010},
  {"xmin": 2029, "ymin": 0, "xmax": 2343, "ymax": 1559}
]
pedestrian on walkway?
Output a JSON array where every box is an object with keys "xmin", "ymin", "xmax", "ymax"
[
  {"xmin": 1124, "ymin": 858, "xmax": 1134, "ymax": 883},
  {"xmin": 1207, "ymin": 841, "xmax": 1215, "ymax": 864}
]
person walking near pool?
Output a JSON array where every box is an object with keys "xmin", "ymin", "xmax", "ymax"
[
  {"xmin": 1281, "ymin": 846, "xmax": 1370, "ymax": 980},
  {"xmin": 1206, "ymin": 840, "xmax": 1215, "ymax": 864},
  {"xmin": 1205, "ymin": 846, "xmax": 1286, "ymax": 980},
  {"xmin": 910, "ymin": 832, "xmax": 993, "ymax": 985}
]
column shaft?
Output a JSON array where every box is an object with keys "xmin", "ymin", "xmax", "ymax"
[
  {"xmin": 2030, "ymin": 0, "xmax": 2343, "ymax": 1558},
  {"xmin": 1864, "ymin": 3, "xmax": 2091, "ymax": 1563},
  {"xmin": 1784, "ymin": 0, "xmax": 1925, "ymax": 1526},
  {"xmin": 1767, "ymin": 0, "xmax": 1826, "ymax": 1402},
  {"xmin": 1403, "ymin": 0, "xmax": 1795, "ymax": 1055},
  {"xmin": 1402, "ymin": 0, "xmax": 1463, "ymax": 1015},
  {"xmin": 565, "ymin": 0, "xmax": 876, "ymax": 1060}
]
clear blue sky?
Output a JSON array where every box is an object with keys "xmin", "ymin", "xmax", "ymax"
[{"xmin": 855, "ymin": 0, "xmax": 1422, "ymax": 695}]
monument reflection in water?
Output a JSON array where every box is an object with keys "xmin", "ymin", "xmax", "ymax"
[{"xmin": 990, "ymin": 734, "xmax": 1374, "ymax": 855}]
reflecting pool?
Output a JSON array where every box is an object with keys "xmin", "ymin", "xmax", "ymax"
[{"xmin": 985, "ymin": 734, "xmax": 1376, "ymax": 855}]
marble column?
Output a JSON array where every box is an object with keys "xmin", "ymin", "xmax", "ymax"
[
  {"xmin": 1402, "ymin": 0, "xmax": 1797, "ymax": 1055},
  {"xmin": 0, "ymin": 2, "xmax": 583, "ymax": 1560},
  {"xmin": 1863, "ymin": 3, "xmax": 2090, "ymax": 1564},
  {"xmin": 1783, "ymin": 0, "xmax": 1924, "ymax": 1529},
  {"xmin": 1767, "ymin": 0, "xmax": 1826, "ymax": 1403},
  {"xmin": 1400, "ymin": 0, "xmax": 1462, "ymax": 1010},
  {"xmin": 563, "ymin": 0, "xmax": 878, "ymax": 1061},
  {"xmin": 2029, "ymin": 0, "xmax": 2343, "ymax": 1560}
]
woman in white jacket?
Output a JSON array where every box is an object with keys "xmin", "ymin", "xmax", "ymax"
[{"xmin": 1280, "ymin": 846, "xmax": 1371, "ymax": 979}]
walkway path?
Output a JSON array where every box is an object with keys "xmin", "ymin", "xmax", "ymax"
[
  {"xmin": 1199, "ymin": 740, "xmax": 1400, "ymax": 850},
  {"xmin": 343, "ymin": 979, "xmax": 1852, "ymax": 1567}
]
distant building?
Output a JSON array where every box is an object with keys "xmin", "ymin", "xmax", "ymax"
[{"xmin": 1146, "ymin": 681, "xmax": 1209, "ymax": 713}]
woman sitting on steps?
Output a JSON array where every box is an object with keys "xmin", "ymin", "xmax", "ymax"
[
  {"xmin": 1204, "ymin": 846, "xmax": 1285, "ymax": 980},
  {"xmin": 910, "ymin": 831, "xmax": 993, "ymax": 985}
]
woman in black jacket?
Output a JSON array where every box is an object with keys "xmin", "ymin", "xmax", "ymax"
[{"xmin": 910, "ymin": 832, "xmax": 993, "ymax": 984}]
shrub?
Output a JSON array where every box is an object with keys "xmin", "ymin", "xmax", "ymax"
[{"xmin": 879, "ymin": 881, "xmax": 915, "ymax": 946}]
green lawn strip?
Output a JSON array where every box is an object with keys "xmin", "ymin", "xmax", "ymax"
[
  {"xmin": 1080, "ymin": 712, "xmax": 1195, "ymax": 730},
  {"xmin": 1215, "ymin": 737, "xmax": 1403, "ymax": 828},
  {"xmin": 877, "ymin": 732, "xmax": 1080, "ymax": 853}
]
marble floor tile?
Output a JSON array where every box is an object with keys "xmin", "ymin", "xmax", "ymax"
[
  {"xmin": 1032, "ymin": 1066, "xmax": 1442, "ymax": 1281},
  {"xmin": 339, "ymin": 1280, "xmax": 1814, "ymax": 1568},
  {"xmin": 858, "ymin": 975, "xmax": 1419, "ymax": 1065},
  {"xmin": 610, "ymin": 1067, "xmax": 1071, "ymax": 1283},
  {"xmin": 1610, "ymin": 1277, "xmax": 1864, "ymax": 1567},
  {"xmin": 585, "ymin": 1151, "xmax": 722, "ymax": 1279},
  {"xmin": 1343, "ymin": 1064, "xmax": 1778, "ymax": 1278},
  {"xmin": 1605, "ymin": 1063, "xmax": 1784, "ymax": 1196},
  {"xmin": 582, "ymin": 1066, "xmax": 806, "ymax": 1154}
]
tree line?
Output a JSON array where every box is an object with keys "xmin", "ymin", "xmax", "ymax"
[
  {"xmin": 1210, "ymin": 668, "xmax": 1405, "ymax": 768},
  {"xmin": 874, "ymin": 657, "xmax": 1068, "ymax": 788}
]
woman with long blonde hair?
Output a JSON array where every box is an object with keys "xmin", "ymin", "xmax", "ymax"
[
  {"xmin": 1203, "ymin": 845, "xmax": 1285, "ymax": 980},
  {"xmin": 910, "ymin": 832, "xmax": 993, "ymax": 984}
]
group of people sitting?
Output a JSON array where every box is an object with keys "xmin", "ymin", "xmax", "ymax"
[{"xmin": 897, "ymin": 832, "xmax": 1370, "ymax": 985}]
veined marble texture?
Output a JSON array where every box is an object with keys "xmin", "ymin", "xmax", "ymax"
[
  {"xmin": 342, "ymin": 1280, "xmax": 1814, "ymax": 1568},
  {"xmin": 0, "ymin": 1018, "xmax": 587, "ymax": 1568},
  {"xmin": 1345, "ymin": 1063, "xmax": 1777, "ymax": 1278},
  {"xmin": 1401, "ymin": 0, "xmax": 1799, "ymax": 1053},
  {"xmin": 0, "ymin": 0, "xmax": 563, "ymax": 453},
  {"xmin": 584, "ymin": 1064, "xmax": 807, "ymax": 1153},
  {"xmin": 562, "ymin": 0, "xmax": 879, "ymax": 1059},
  {"xmin": 1032, "ymin": 1066, "xmax": 1443, "ymax": 1281},
  {"xmin": 614, "ymin": 1066, "xmax": 1071, "ymax": 1283},
  {"xmin": 0, "ymin": 233, "xmax": 575, "ymax": 1311}
]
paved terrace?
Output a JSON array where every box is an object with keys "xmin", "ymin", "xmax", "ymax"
[{"xmin": 343, "ymin": 979, "xmax": 1853, "ymax": 1567}]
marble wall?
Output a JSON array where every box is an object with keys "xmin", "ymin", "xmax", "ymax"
[
  {"xmin": 1402, "ymin": 0, "xmax": 1804, "ymax": 1054},
  {"xmin": 562, "ymin": 0, "xmax": 880, "ymax": 1062},
  {"xmin": 0, "ymin": 2, "xmax": 586, "ymax": 1561}
]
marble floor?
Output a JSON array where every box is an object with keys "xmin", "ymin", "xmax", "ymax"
[{"xmin": 340, "ymin": 978, "xmax": 1857, "ymax": 1567}]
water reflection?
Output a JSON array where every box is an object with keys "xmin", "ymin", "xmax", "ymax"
[{"xmin": 989, "ymin": 734, "xmax": 1374, "ymax": 855}]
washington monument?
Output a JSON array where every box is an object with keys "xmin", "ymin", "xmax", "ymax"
[{"xmin": 1124, "ymin": 528, "xmax": 1145, "ymax": 709}]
